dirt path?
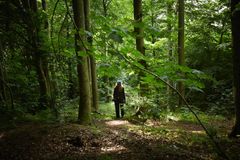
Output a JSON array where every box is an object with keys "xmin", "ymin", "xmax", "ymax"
[{"xmin": 0, "ymin": 119, "xmax": 238, "ymax": 160}]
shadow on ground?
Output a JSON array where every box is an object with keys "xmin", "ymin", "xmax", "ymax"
[{"xmin": 0, "ymin": 119, "xmax": 238, "ymax": 160}]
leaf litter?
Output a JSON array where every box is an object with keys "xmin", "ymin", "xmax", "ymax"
[{"xmin": 0, "ymin": 119, "xmax": 239, "ymax": 160}]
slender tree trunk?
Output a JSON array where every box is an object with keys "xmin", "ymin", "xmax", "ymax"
[
  {"xmin": 0, "ymin": 65, "xmax": 6, "ymax": 104},
  {"xmin": 41, "ymin": 0, "xmax": 48, "ymax": 29},
  {"xmin": 72, "ymin": 0, "xmax": 91, "ymax": 124},
  {"xmin": 167, "ymin": 2, "xmax": 174, "ymax": 108},
  {"xmin": 84, "ymin": 0, "xmax": 99, "ymax": 111},
  {"xmin": 150, "ymin": 0, "xmax": 156, "ymax": 57},
  {"xmin": 0, "ymin": 41, "xmax": 6, "ymax": 106},
  {"xmin": 102, "ymin": 0, "xmax": 111, "ymax": 102},
  {"xmin": 177, "ymin": 0, "xmax": 185, "ymax": 107},
  {"xmin": 30, "ymin": 0, "xmax": 50, "ymax": 109},
  {"xmin": 90, "ymin": 56, "xmax": 99, "ymax": 111},
  {"xmin": 35, "ymin": 52, "xmax": 49, "ymax": 109},
  {"xmin": 133, "ymin": 0, "xmax": 147, "ymax": 96},
  {"xmin": 0, "ymin": 2, "xmax": 8, "ymax": 105},
  {"xmin": 229, "ymin": 0, "xmax": 240, "ymax": 137},
  {"xmin": 88, "ymin": 57, "xmax": 93, "ymax": 108},
  {"xmin": 41, "ymin": 0, "xmax": 58, "ymax": 117}
]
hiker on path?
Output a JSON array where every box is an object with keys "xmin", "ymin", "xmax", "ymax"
[{"xmin": 113, "ymin": 80, "xmax": 126, "ymax": 118}]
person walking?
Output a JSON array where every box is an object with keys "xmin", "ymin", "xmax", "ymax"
[{"xmin": 113, "ymin": 80, "xmax": 126, "ymax": 118}]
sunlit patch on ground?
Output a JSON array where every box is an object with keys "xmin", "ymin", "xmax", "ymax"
[
  {"xmin": 105, "ymin": 120, "xmax": 129, "ymax": 126},
  {"xmin": 191, "ymin": 130, "xmax": 205, "ymax": 134},
  {"xmin": 101, "ymin": 145, "xmax": 127, "ymax": 153}
]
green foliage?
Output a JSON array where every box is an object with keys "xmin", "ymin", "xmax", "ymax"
[
  {"xmin": 23, "ymin": 109, "xmax": 57, "ymax": 123},
  {"xmin": 189, "ymin": 133, "xmax": 209, "ymax": 146},
  {"xmin": 57, "ymin": 99, "xmax": 79, "ymax": 123},
  {"xmin": 108, "ymin": 30, "xmax": 123, "ymax": 43},
  {"xmin": 0, "ymin": 0, "xmax": 234, "ymax": 121},
  {"xmin": 95, "ymin": 102, "xmax": 116, "ymax": 120}
]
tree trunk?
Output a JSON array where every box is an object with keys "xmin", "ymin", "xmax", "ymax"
[
  {"xmin": 133, "ymin": 0, "xmax": 147, "ymax": 96},
  {"xmin": 41, "ymin": 0, "xmax": 48, "ymax": 29},
  {"xmin": 84, "ymin": 0, "xmax": 99, "ymax": 111},
  {"xmin": 177, "ymin": 0, "xmax": 185, "ymax": 107},
  {"xmin": 72, "ymin": 0, "xmax": 91, "ymax": 124},
  {"xmin": 167, "ymin": 1, "xmax": 174, "ymax": 109},
  {"xmin": 0, "ymin": 41, "xmax": 6, "ymax": 107},
  {"xmin": 90, "ymin": 56, "xmax": 99, "ymax": 111},
  {"xmin": 134, "ymin": 0, "xmax": 145, "ymax": 55},
  {"xmin": 150, "ymin": 0, "xmax": 156, "ymax": 57},
  {"xmin": 83, "ymin": 0, "xmax": 93, "ymax": 109},
  {"xmin": 30, "ymin": 0, "xmax": 50, "ymax": 109},
  {"xmin": 229, "ymin": 0, "xmax": 240, "ymax": 137},
  {"xmin": 41, "ymin": 0, "xmax": 58, "ymax": 117},
  {"xmin": 102, "ymin": 0, "xmax": 111, "ymax": 103}
]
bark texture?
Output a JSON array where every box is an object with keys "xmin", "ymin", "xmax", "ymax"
[
  {"xmin": 72, "ymin": 0, "xmax": 91, "ymax": 124},
  {"xmin": 177, "ymin": 0, "xmax": 185, "ymax": 107},
  {"xmin": 133, "ymin": 0, "xmax": 147, "ymax": 96},
  {"xmin": 84, "ymin": 0, "xmax": 99, "ymax": 111},
  {"xmin": 229, "ymin": 0, "xmax": 240, "ymax": 137}
]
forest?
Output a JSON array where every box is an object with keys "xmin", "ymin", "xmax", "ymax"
[{"xmin": 0, "ymin": 0, "xmax": 240, "ymax": 159}]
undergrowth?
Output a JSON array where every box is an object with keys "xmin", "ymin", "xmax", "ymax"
[{"xmin": 0, "ymin": 101, "xmax": 228, "ymax": 133}]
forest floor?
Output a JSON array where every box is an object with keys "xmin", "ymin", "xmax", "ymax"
[
  {"xmin": 0, "ymin": 102, "xmax": 240, "ymax": 160},
  {"xmin": 0, "ymin": 117, "xmax": 240, "ymax": 160}
]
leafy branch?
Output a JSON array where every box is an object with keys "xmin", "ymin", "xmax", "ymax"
[{"xmin": 117, "ymin": 51, "xmax": 230, "ymax": 160}]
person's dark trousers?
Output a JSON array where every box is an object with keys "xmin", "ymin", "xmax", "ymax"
[
  {"xmin": 114, "ymin": 102, "xmax": 120, "ymax": 118},
  {"xmin": 120, "ymin": 104, "xmax": 124, "ymax": 117}
]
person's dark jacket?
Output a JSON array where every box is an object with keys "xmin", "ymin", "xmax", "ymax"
[{"xmin": 113, "ymin": 86, "xmax": 126, "ymax": 103}]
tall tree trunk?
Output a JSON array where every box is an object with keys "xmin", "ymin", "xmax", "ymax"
[
  {"xmin": 133, "ymin": 0, "xmax": 145, "ymax": 59},
  {"xmin": 167, "ymin": 1, "xmax": 174, "ymax": 108},
  {"xmin": 41, "ymin": 0, "xmax": 58, "ymax": 117},
  {"xmin": 102, "ymin": 0, "xmax": 111, "ymax": 103},
  {"xmin": 30, "ymin": 0, "xmax": 50, "ymax": 109},
  {"xmin": 84, "ymin": 0, "xmax": 99, "ymax": 111},
  {"xmin": 133, "ymin": 0, "xmax": 147, "ymax": 96},
  {"xmin": 72, "ymin": 0, "xmax": 91, "ymax": 124},
  {"xmin": 41, "ymin": 0, "xmax": 48, "ymax": 29},
  {"xmin": 150, "ymin": 0, "xmax": 156, "ymax": 57},
  {"xmin": 229, "ymin": 0, "xmax": 240, "ymax": 137},
  {"xmin": 90, "ymin": 56, "xmax": 99, "ymax": 111},
  {"xmin": 35, "ymin": 51, "xmax": 49, "ymax": 109},
  {"xmin": 0, "ymin": 1, "xmax": 8, "ymax": 105},
  {"xmin": 177, "ymin": 0, "xmax": 185, "ymax": 107},
  {"xmin": 0, "ymin": 41, "xmax": 6, "ymax": 106}
]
